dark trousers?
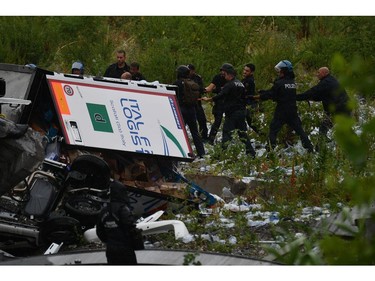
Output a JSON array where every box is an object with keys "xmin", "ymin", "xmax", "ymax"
[
  {"xmin": 268, "ymin": 109, "xmax": 313, "ymax": 152},
  {"xmin": 319, "ymin": 110, "xmax": 351, "ymax": 137},
  {"xmin": 195, "ymin": 101, "xmax": 208, "ymax": 139},
  {"xmin": 106, "ymin": 244, "xmax": 137, "ymax": 265},
  {"xmin": 245, "ymin": 105, "xmax": 260, "ymax": 135},
  {"xmin": 208, "ymin": 103, "xmax": 224, "ymax": 143},
  {"xmin": 181, "ymin": 106, "xmax": 205, "ymax": 157},
  {"xmin": 222, "ymin": 109, "xmax": 255, "ymax": 157},
  {"xmin": 319, "ymin": 114, "xmax": 333, "ymax": 137}
]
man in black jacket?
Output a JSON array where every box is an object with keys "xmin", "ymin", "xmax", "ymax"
[
  {"xmin": 204, "ymin": 70, "xmax": 227, "ymax": 145},
  {"xmin": 174, "ymin": 65, "xmax": 205, "ymax": 158},
  {"xmin": 187, "ymin": 64, "xmax": 209, "ymax": 142},
  {"xmin": 296, "ymin": 67, "xmax": 351, "ymax": 137},
  {"xmin": 96, "ymin": 181, "xmax": 142, "ymax": 265},
  {"xmin": 255, "ymin": 60, "xmax": 314, "ymax": 152},
  {"xmin": 104, "ymin": 50, "xmax": 130, "ymax": 78},
  {"xmin": 130, "ymin": 62, "xmax": 146, "ymax": 81},
  {"xmin": 202, "ymin": 63, "xmax": 256, "ymax": 157},
  {"xmin": 242, "ymin": 63, "xmax": 260, "ymax": 135}
]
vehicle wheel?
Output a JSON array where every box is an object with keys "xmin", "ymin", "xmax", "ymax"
[
  {"xmin": 39, "ymin": 216, "xmax": 82, "ymax": 245},
  {"xmin": 69, "ymin": 154, "xmax": 111, "ymax": 190},
  {"xmin": 64, "ymin": 195, "xmax": 103, "ymax": 228}
]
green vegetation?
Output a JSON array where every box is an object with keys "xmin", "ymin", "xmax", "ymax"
[{"xmin": 2, "ymin": 16, "xmax": 375, "ymax": 264}]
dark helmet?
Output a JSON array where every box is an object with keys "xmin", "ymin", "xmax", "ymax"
[
  {"xmin": 176, "ymin": 65, "xmax": 190, "ymax": 78},
  {"xmin": 72, "ymin": 61, "xmax": 84, "ymax": 75},
  {"xmin": 274, "ymin": 60, "xmax": 293, "ymax": 72},
  {"xmin": 220, "ymin": 63, "xmax": 236, "ymax": 75}
]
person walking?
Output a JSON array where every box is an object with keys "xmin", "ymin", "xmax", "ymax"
[
  {"xmin": 296, "ymin": 66, "xmax": 351, "ymax": 138},
  {"xmin": 96, "ymin": 180, "xmax": 143, "ymax": 265},
  {"xmin": 202, "ymin": 63, "xmax": 256, "ymax": 157},
  {"xmin": 204, "ymin": 68, "xmax": 227, "ymax": 145},
  {"xmin": 254, "ymin": 60, "xmax": 314, "ymax": 153},
  {"xmin": 174, "ymin": 65, "xmax": 205, "ymax": 159},
  {"xmin": 242, "ymin": 63, "xmax": 260, "ymax": 135},
  {"xmin": 104, "ymin": 50, "xmax": 130, "ymax": 78},
  {"xmin": 187, "ymin": 64, "xmax": 209, "ymax": 142}
]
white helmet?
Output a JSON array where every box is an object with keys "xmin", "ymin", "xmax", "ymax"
[
  {"xmin": 72, "ymin": 61, "xmax": 84, "ymax": 74},
  {"xmin": 275, "ymin": 60, "xmax": 293, "ymax": 72}
]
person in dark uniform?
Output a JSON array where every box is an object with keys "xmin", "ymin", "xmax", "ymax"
[
  {"xmin": 96, "ymin": 181, "xmax": 142, "ymax": 265},
  {"xmin": 202, "ymin": 63, "xmax": 256, "ymax": 157},
  {"xmin": 104, "ymin": 50, "xmax": 130, "ymax": 78},
  {"xmin": 242, "ymin": 63, "xmax": 260, "ymax": 135},
  {"xmin": 130, "ymin": 62, "xmax": 146, "ymax": 81},
  {"xmin": 296, "ymin": 66, "xmax": 351, "ymax": 137},
  {"xmin": 254, "ymin": 60, "xmax": 314, "ymax": 152},
  {"xmin": 174, "ymin": 65, "xmax": 205, "ymax": 158},
  {"xmin": 187, "ymin": 64, "xmax": 209, "ymax": 142},
  {"xmin": 204, "ymin": 68, "xmax": 227, "ymax": 145}
]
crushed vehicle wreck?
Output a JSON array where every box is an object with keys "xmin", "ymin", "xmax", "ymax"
[{"xmin": 0, "ymin": 63, "xmax": 216, "ymax": 253}]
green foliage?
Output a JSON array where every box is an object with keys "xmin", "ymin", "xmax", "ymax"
[
  {"xmin": 183, "ymin": 252, "xmax": 202, "ymax": 265},
  {"xmin": 319, "ymin": 210, "xmax": 375, "ymax": 265},
  {"xmin": 2, "ymin": 16, "xmax": 375, "ymax": 265}
]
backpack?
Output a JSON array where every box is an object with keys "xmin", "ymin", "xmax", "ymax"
[{"xmin": 181, "ymin": 78, "xmax": 200, "ymax": 106}]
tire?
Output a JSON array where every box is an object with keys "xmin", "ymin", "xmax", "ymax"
[
  {"xmin": 39, "ymin": 216, "xmax": 82, "ymax": 245},
  {"xmin": 64, "ymin": 195, "xmax": 103, "ymax": 229},
  {"xmin": 69, "ymin": 154, "xmax": 111, "ymax": 190}
]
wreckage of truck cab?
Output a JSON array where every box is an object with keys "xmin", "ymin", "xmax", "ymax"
[{"xmin": 0, "ymin": 63, "xmax": 216, "ymax": 251}]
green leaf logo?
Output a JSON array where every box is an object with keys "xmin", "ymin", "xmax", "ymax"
[{"xmin": 160, "ymin": 125, "xmax": 186, "ymax": 157}]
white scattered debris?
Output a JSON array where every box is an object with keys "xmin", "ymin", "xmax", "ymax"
[
  {"xmin": 294, "ymin": 233, "xmax": 304, "ymax": 239},
  {"xmin": 221, "ymin": 186, "xmax": 235, "ymax": 199},
  {"xmin": 228, "ymin": 236, "xmax": 237, "ymax": 245},
  {"xmin": 182, "ymin": 233, "xmax": 196, "ymax": 243}
]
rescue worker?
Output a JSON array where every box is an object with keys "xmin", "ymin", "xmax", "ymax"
[
  {"xmin": 96, "ymin": 181, "xmax": 143, "ymax": 265},
  {"xmin": 254, "ymin": 60, "xmax": 314, "ymax": 152},
  {"xmin": 130, "ymin": 62, "xmax": 146, "ymax": 81},
  {"xmin": 104, "ymin": 50, "xmax": 130, "ymax": 78},
  {"xmin": 71, "ymin": 61, "xmax": 84, "ymax": 75},
  {"xmin": 174, "ymin": 65, "xmax": 205, "ymax": 158},
  {"xmin": 242, "ymin": 63, "xmax": 260, "ymax": 135},
  {"xmin": 187, "ymin": 64, "xmax": 209, "ymax": 142},
  {"xmin": 202, "ymin": 63, "xmax": 256, "ymax": 157},
  {"xmin": 296, "ymin": 66, "xmax": 351, "ymax": 137},
  {"xmin": 204, "ymin": 68, "xmax": 227, "ymax": 145}
]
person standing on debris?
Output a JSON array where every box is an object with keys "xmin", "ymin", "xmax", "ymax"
[
  {"xmin": 187, "ymin": 64, "xmax": 209, "ymax": 142},
  {"xmin": 242, "ymin": 63, "xmax": 261, "ymax": 135},
  {"xmin": 204, "ymin": 68, "xmax": 227, "ymax": 145},
  {"xmin": 296, "ymin": 66, "xmax": 351, "ymax": 138},
  {"xmin": 104, "ymin": 50, "xmax": 130, "ymax": 78},
  {"xmin": 174, "ymin": 65, "xmax": 205, "ymax": 159},
  {"xmin": 130, "ymin": 62, "xmax": 146, "ymax": 81},
  {"xmin": 202, "ymin": 63, "xmax": 256, "ymax": 157},
  {"xmin": 71, "ymin": 61, "xmax": 84, "ymax": 75},
  {"xmin": 96, "ymin": 181, "xmax": 144, "ymax": 265},
  {"xmin": 254, "ymin": 60, "xmax": 314, "ymax": 152}
]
